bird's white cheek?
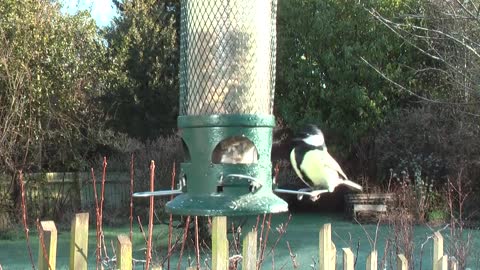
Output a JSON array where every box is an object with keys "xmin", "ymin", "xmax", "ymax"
[{"xmin": 303, "ymin": 134, "xmax": 324, "ymax": 147}]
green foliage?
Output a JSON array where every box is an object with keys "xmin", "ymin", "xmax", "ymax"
[
  {"xmin": 103, "ymin": 0, "xmax": 180, "ymax": 140},
  {"xmin": 0, "ymin": 0, "xmax": 108, "ymax": 172},
  {"xmin": 428, "ymin": 210, "xmax": 447, "ymax": 223},
  {"xmin": 275, "ymin": 0, "xmax": 426, "ymax": 152}
]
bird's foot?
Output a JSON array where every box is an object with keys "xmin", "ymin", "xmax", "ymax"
[
  {"xmin": 296, "ymin": 188, "xmax": 312, "ymax": 201},
  {"xmin": 308, "ymin": 189, "xmax": 329, "ymax": 201},
  {"xmin": 295, "ymin": 188, "xmax": 328, "ymax": 201}
]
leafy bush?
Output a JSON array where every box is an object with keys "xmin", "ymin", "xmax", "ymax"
[{"xmin": 275, "ymin": 0, "xmax": 426, "ymax": 152}]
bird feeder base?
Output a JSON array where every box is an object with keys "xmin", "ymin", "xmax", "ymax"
[{"xmin": 165, "ymin": 192, "xmax": 288, "ymax": 216}]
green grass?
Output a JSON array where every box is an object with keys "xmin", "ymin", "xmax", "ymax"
[{"xmin": 0, "ymin": 213, "xmax": 479, "ymax": 269}]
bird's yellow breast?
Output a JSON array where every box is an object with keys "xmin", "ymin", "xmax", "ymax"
[{"xmin": 303, "ymin": 150, "xmax": 340, "ymax": 188}]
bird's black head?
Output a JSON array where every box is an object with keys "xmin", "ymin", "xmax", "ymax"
[{"xmin": 293, "ymin": 124, "xmax": 326, "ymax": 148}]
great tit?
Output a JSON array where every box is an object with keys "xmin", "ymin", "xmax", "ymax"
[{"xmin": 290, "ymin": 124, "xmax": 362, "ymax": 200}]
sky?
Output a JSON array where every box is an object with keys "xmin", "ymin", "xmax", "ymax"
[{"xmin": 61, "ymin": 0, "xmax": 118, "ymax": 27}]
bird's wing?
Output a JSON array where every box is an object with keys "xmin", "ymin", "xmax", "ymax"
[
  {"xmin": 320, "ymin": 151, "xmax": 362, "ymax": 191},
  {"xmin": 321, "ymin": 151, "xmax": 348, "ymax": 180}
]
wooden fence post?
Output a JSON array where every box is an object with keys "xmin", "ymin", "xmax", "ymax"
[
  {"xmin": 331, "ymin": 242, "xmax": 337, "ymax": 268},
  {"xmin": 319, "ymin": 223, "xmax": 334, "ymax": 270},
  {"xmin": 366, "ymin": 250, "xmax": 377, "ymax": 270},
  {"xmin": 433, "ymin": 231, "xmax": 444, "ymax": 270},
  {"xmin": 117, "ymin": 235, "xmax": 132, "ymax": 270},
  {"xmin": 397, "ymin": 254, "xmax": 408, "ymax": 270},
  {"xmin": 342, "ymin": 248, "xmax": 354, "ymax": 270},
  {"xmin": 449, "ymin": 257, "xmax": 458, "ymax": 270},
  {"xmin": 69, "ymin": 212, "xmax": 89, "ymax": 270},
  {"xmin": 242, "ymin": 229, "xmax": 257, "ymax": 270},
  {"xmin": 38, "ymin": 221, "xmax": 57, "ymax": 270},
  {"xmin": 212, "ymin": 216, "xmax": 228, "ymax": 270},
  {"xmin": 440, "ymin": 255, "xmax": 448, "ymax": 270}
]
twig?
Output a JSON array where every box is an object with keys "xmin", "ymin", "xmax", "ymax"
[
  {"xmin": 110, "ymin": 240, "xmax": 116, "ymax": 264},
  {"xmin": 137, "ymin": 216, "xmax": 148, "ymax": 244},
  {"xmin": 254, "ymin": 215, "xmax": 261, "ymax": 231},
  {"xmin": 167, "ymin": 162, "xmax": 176, "ymax": 270},
  {"xmin": 91, "ymin": 168, "xmax": 101, "ymax": 269},
  {"xmin": 18, "ymin": 171, "xmax": 35, "ymax": 270},
  {"xmin": 231, "ymin": 221, "xmax": 241, "ymax": 255},
  {"xmin": 177, "ymin": 216, "xmax": 191, "ymax": 270},
  {"xmin": 257, "ymin": 214, "xmax": 272, "ymax": 269},
  {"xmin": 36, "ymin": 219, "xmax": 51, "ymax": 270},
  {"xmin": 354, "ymin": 239, "xmax": 360, "ymax": 267},
  {"xmin": 161, "ymin": 236, "xmax": 183, "ymax": 266},
  {"xmin": 266, "ymin": 214, "xmax": 292, "ymax": 257},
  {"xmin": 100, "ymin": 158, "xmax": 108, "ymax": 261},
  {"xmin": 355, "ymin": 217, "xmax": 381, "ymax": 250},
  {"xmin": 195, "ymin": 216, "xmax": 200, "ymax": 270},
  {"xmin": 286, "ymin": 241, "xmax": 298, "ymax": 269},
  {"xmin": 145, "ymin": 161, "xmax": 155, "ymax": 270},
  {"xmin": 419, "ymin": 232, "xmax": 436, "ymax": 270},
  {"xmin": 129, "ymin": 153, "xmax": 134, "ymax": 242}
]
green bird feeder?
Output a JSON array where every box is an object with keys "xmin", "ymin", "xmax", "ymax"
[
  {"xmin": 167, "ymin": 0, "xmax": 288, "ymax": 216},
  {"xmin": 135, "ymin": 0, "xmax": 289, "ymax": 216}
]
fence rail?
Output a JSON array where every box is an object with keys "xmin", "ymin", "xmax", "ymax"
[{"xmin": 35, "ymin": 213, "xmax": 458, "ymax": 270}]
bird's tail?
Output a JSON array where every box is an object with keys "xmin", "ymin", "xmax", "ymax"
[{"xmin": 342, "ymin": 180, "xmax": 363, "ymax": 191}]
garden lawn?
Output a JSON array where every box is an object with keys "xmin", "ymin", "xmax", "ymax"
[{"xmin": 0, "ymin": 213, "xmax": 479, "ymax": 269}]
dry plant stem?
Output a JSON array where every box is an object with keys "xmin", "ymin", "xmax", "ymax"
[
  {"xmin": 167, "ymin": 162, "xmax": 176, "ymax": 270},
  {"xmin": 100, "ymin": 158, "xmax": 108, "ymax": 261},
  {"xmin": 161, "ymin": 236, "xmax": 183, "ymax": 266},
  {"xmin": 137, "ymin": 216, "xmax": 148, "ymax": 244},
  {"xmin": 418, "ymin": 233, "xmax": 434, "ymax": 270},
  {"xmin": 195, "ymin": 216, "xmax": 200, "ymax": 270},
  {"xmin": 257, "ymin": 214, "xmax": 272, "ymax": 269},
  {"xmin": 380, "ymin": 238, "xmax": 390, "ymax": 270},
  {"xmin": 255, "ymin": 215, "xmax": 261, "ymax": 231},
  {"xmin": 447, "ymin": 171, "xmax": 472, "ymax": 270},
  {"xmin": 36, "ymin": 219, "xmax": 51, "ymax": 270},
  {"xmin": 354, "ymin": 240, "xmax": 360, "ymax": 267},
  {"xmin": 266, "ymin": 214, "xmax": 292, "ymax": 258},
  {"xmin": 286, "ymin": 241, "xmax": 298, "ymax": 269},
  {"xmin": 258, "ymin": 214, "xmax": 267, "ymax": 247},
  {"xmin": 177, "ymin": 216, "xmax": 191, "ymax": 270},
  {"xmin": 257, "ymin": 214, "xmax": 268, "ymax": 269},
  {"xmin": 129, "ymin": 153, "xmax": 134, "ymax": 242},
  {"xmin": 356, "ymin": 217, "xmax": 380, "ymax": 250},
  {"xmin": 91, "ymin": 168, "xmax": 101, "ymax": 269},
  {"xmin": 265, "ymin": 215, "xmax": 292, "ymax": 270},
  {"xmin": 271, "ymin": 249, "xmax": 275, "ymax": 270},
  {"xmin": 18, "ymin": 171, "xmax": 35, "ymax": 270},
  {"xmin": 145, "ymin": 161, "xmax": 156, "ymax": 270},
  {"xmin": 110, "ymin": 240, "xmax": 116, "ymax": 262},
  {"xmin": 231, "ymin": 222, "xmax": 241, "ymax": 255}
]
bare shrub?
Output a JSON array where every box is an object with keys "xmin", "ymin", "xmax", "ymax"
[
  {"xmin": 445, "ymin": 167, "xmax": 475, "ymax": 270},
  {"xmin": 90, "ymin": 133, "xmax": 184, "ymax": 219}
]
